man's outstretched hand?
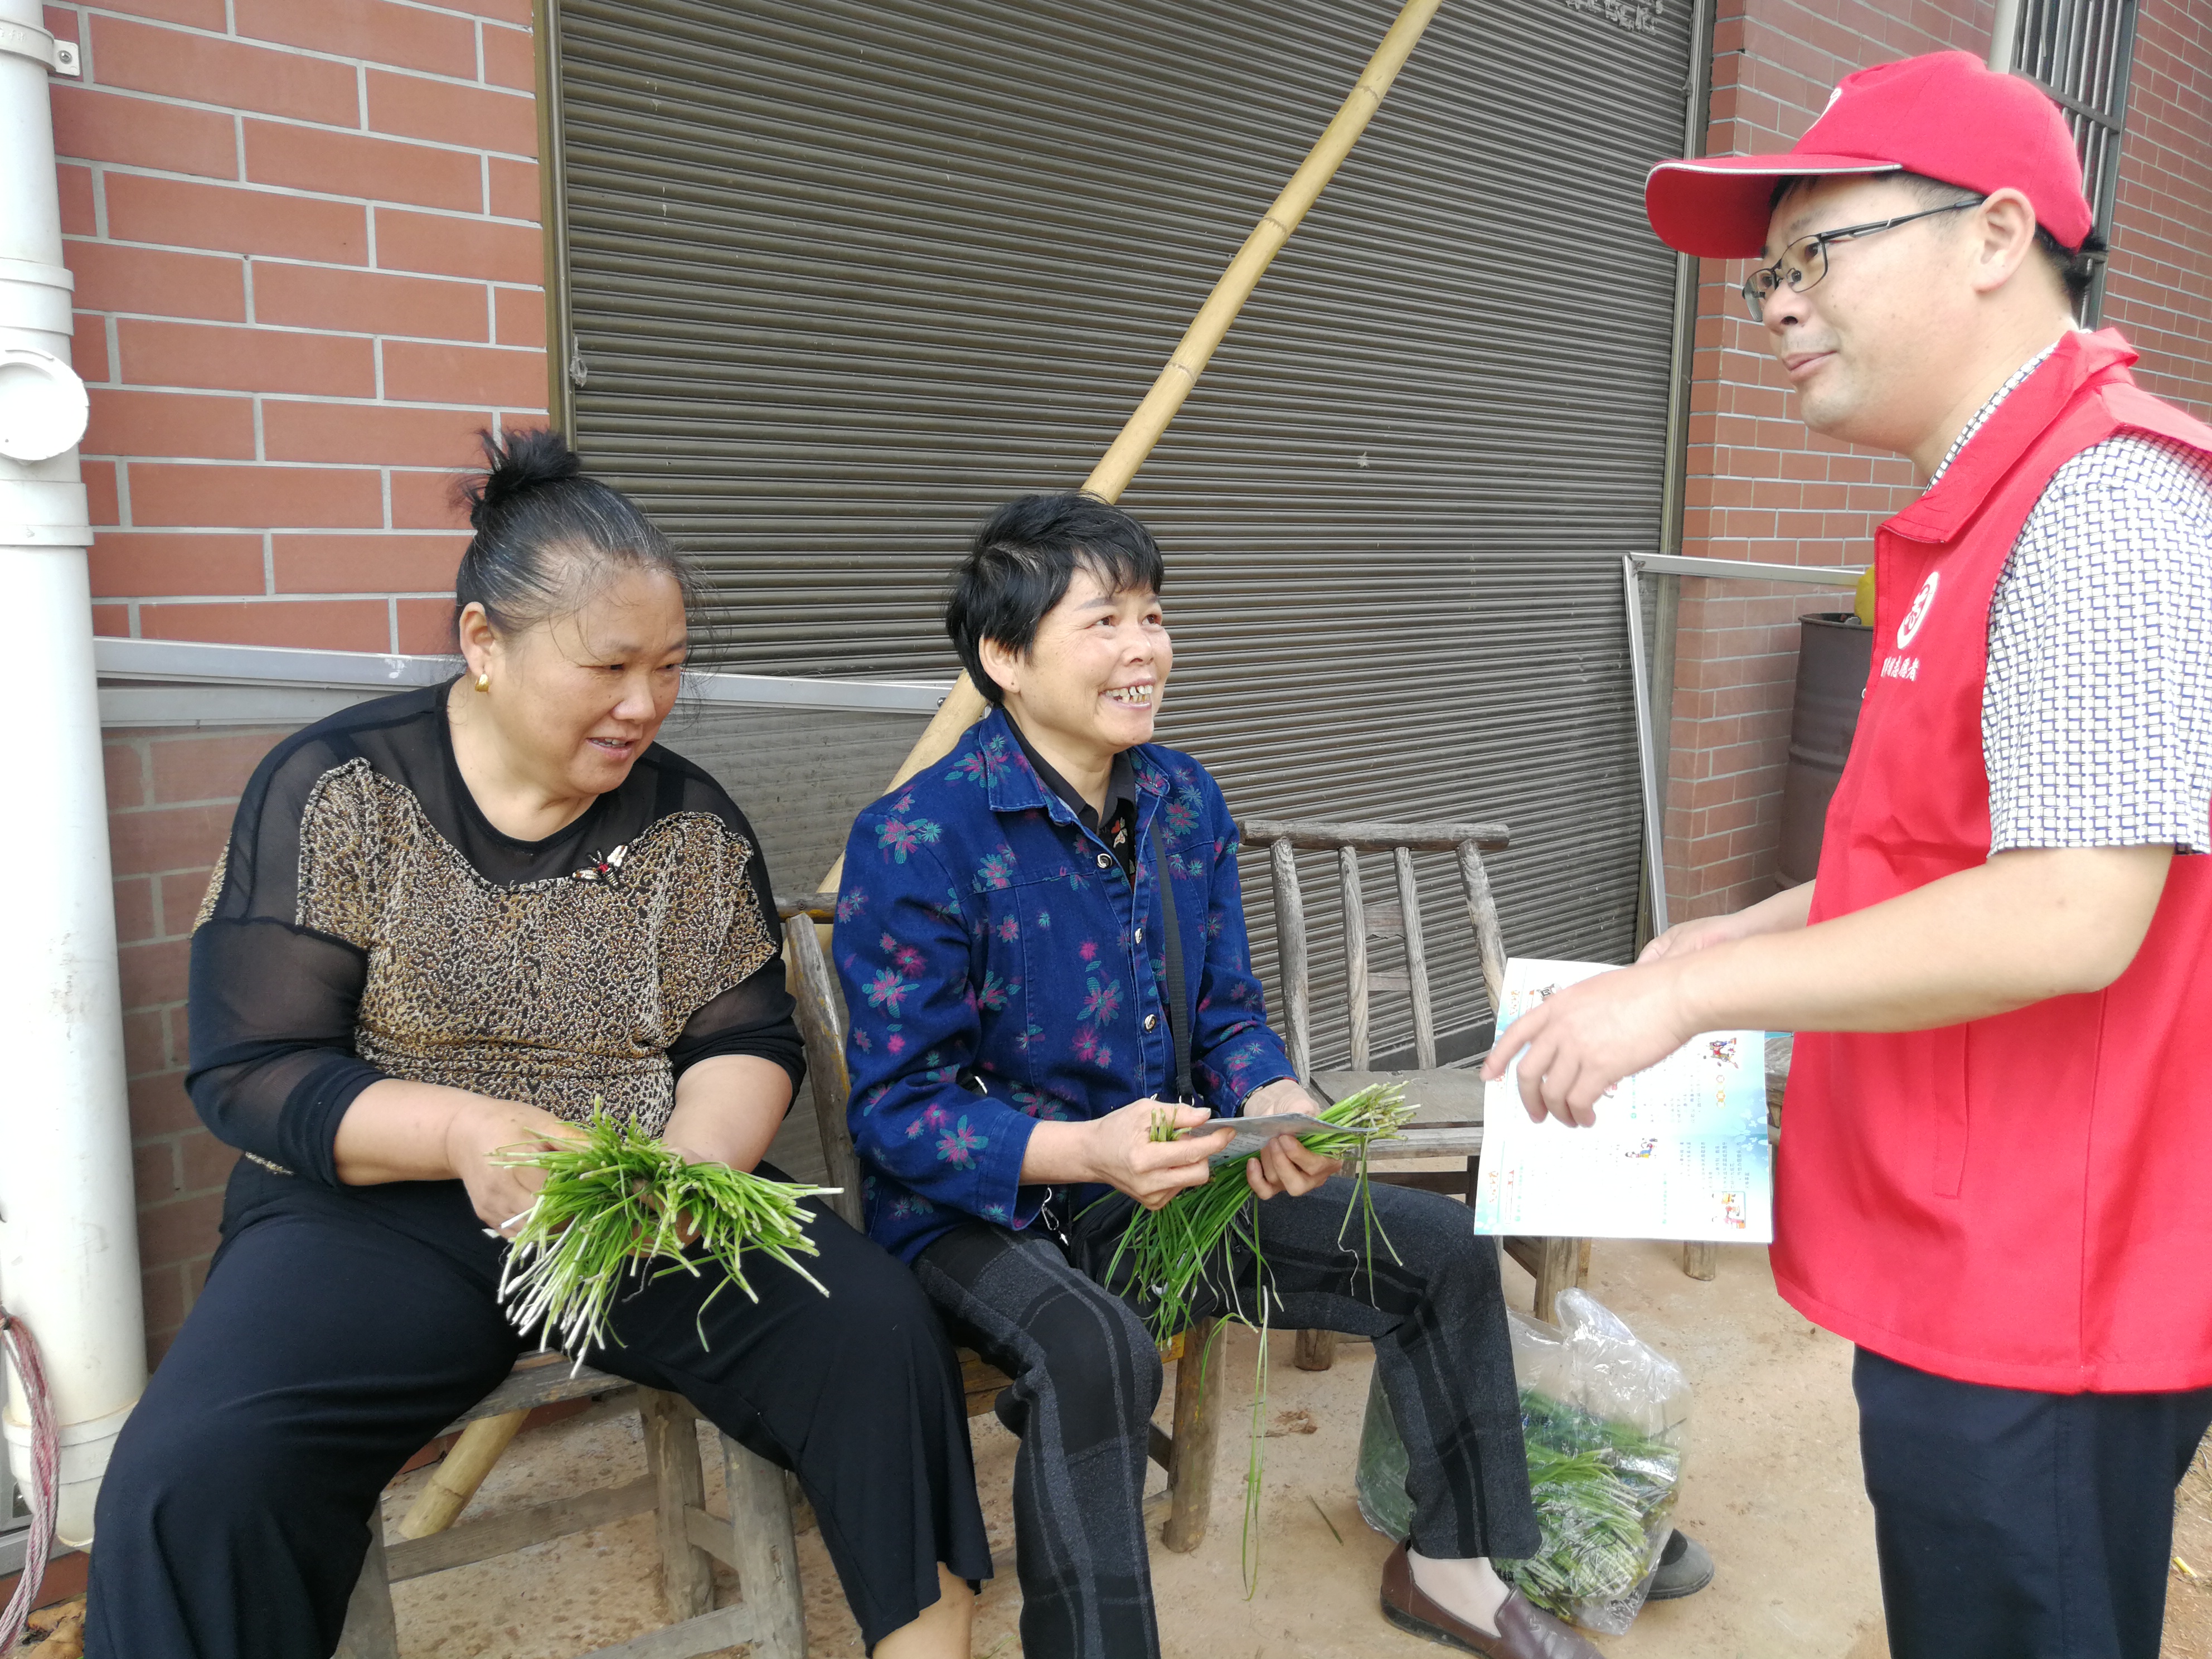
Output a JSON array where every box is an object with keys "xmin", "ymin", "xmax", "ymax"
[{"xmin": 1478, "ymin": 961, "xmax": 1699, "ymax": 1127}]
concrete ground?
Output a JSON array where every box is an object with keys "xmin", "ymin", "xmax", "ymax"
[{"xmin": 375, "ymin": 1238, "xmax": 2212, "ymax": 1658}]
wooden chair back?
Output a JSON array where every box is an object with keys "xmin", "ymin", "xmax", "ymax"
[
  {"xmin": 1236, "ymin": 818, "xmax": 1511, "ymax": 1080},
  {"xmin": 1234, "ymin": 817, "xmax": 1591, "ymax": 1332},
  {"xmin": 777, "ymin": 898, "xmax": 863, "ymax": 1230}
]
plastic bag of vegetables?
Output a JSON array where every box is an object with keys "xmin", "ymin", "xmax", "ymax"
[{"xmin": 1355, "ymin": 1286, "xmax": 1690, "ymax": 1636}]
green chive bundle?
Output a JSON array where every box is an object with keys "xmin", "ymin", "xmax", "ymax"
[
  {"xmin": 1104, "ymin": 1080, "xmax": 1419, "ymax": 1592},
  {"xmin": 1497, "ymin": 1390, "xmax": 1682, "ymax": 1622},
  {"xmin": 494, "ymin": 1106, "xmax": 837, "ymax": 1364},
  {"xmin": 1108, "ymin": 1081, "xmax": 1419, "ymax": 1347}
]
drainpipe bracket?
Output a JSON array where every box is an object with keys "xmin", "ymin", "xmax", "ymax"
[
  {"xmin": 1, "ymin": 477, "xmax": 96, "ymax": 544},
  {"xmin": 4, "ymin": 1398, "xmax": 133, "ymax": 1548},
  {"xmin": 0, "ymin": 256, "xmax": 75, "ymax": 294},
  {"xmin": 0, "ymin": 20, "xmax": 80, "ymax": 76},
  {"xmin": 0, "ymin": 522, "xmax": 96, "ymax": 546}
]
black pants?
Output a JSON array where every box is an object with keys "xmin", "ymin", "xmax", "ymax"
[
  {"xmin": 1856, "ymin": 1345, "xmax": 2212, "ymax": 1659},
  {"xmin": 914, "ymin": 1176, "xmax": 1539, "ymax": 1659},
  {"xmin": 86, "ymin": 1167, "xmax": 991, "ymax": 1659}
]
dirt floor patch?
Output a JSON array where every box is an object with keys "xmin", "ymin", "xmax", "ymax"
[{"xmin": 2165, "ymin": 1435, "xmax": 2212, "ymax": 1657}]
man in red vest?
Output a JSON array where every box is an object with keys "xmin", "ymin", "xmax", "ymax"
[{"xmin": 1482, "ymin": 50, "xmax": 2212, "ymax": 1659}]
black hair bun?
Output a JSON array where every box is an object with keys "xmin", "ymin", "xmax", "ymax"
[{"xmin": 460, "ymin": 428, "xmax": 583, "ymax": 531}]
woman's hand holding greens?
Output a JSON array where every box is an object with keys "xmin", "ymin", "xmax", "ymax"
[
  {"xmin": 447, "ymin": 1098, "xmax": 585, "ymax": 1235},
  {"xmin": 1021, "ymin": 1099, "xmax": 1232, "ymax": 1211},
  {"xmin": 1236, "ymin": 1076, "xmax": 1343, "ymax": 1199},
  {"xmin": 652, "ymin": 1053, "xmax": 798, "ymax": 1242},
  {"xmin": 660, "ymin": 1054, "xmax": 793, "ymax": 1175},
  {"xmin": 333, "ymin": 1081, "xmax": 582, "ymax": 1234}
]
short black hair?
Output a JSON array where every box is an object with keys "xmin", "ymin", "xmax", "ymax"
[
  {"xmin": 945, "ymin": 494, "xmax": 1166, "ymax": 706},
  {"xmin": 1768, "ymin": 172, "xmax": 2103, "ymax": 313},
  {"xmin": 452, "ymin": 428, "xmax": 693, "ymax": 638}
]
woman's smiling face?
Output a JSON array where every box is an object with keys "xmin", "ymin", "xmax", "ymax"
[
  {"xmin": 460, "ymin": 561, "xmax": 689, "ymax": 802},
  {"xmin": 983, "ymin": 564, "xmax": 1172, "ymax": 764}
]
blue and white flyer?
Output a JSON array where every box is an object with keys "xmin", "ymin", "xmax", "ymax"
[{"xmin": 1471, "ymin": 957, "xmax": 1773, "ymax": 1244}]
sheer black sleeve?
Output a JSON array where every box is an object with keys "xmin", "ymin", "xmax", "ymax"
[{"xmin": 185, "ymin": 737, "xmax": 387, "ymax": 1186}]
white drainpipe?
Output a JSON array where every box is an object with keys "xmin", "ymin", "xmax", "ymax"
[{"xmin": 0, "ymin": 0, "xmax": 147, "ymax": 1548}]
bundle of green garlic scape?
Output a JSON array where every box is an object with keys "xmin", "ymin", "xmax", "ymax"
[
  {"xmin": 494, "ymin": 1105, "xmax": 838, "ymax": 1365},
  {"xmin": 1104, "ymin": 1080, "xmax": 1419, "ymax": 1592},
  {"xmin": 1498, "ymin": 1389, "xmax": 1682, "ymax": 1622}
]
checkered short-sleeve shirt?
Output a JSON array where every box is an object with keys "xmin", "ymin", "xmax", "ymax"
[{"xmin": 1929, "ymin": 341, "xmax": 2212, "ymax": 855}]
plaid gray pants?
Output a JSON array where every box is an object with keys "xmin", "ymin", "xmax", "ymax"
[{"xmin": 914, "ymin": 1176, "xmax": 1540, "ymax": 1659}]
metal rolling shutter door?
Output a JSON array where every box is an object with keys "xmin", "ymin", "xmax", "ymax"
[{"xmin": 559, "ymin": 0, "xmax": 1693, "ymax": 1066}]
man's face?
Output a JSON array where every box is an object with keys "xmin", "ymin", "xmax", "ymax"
[{"xmin": 1754, "ymin": 175, "xmax": 1983, "ymax": 453}]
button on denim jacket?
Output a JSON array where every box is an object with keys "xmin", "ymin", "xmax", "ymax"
[{"xmin": 834, "ymin": 707, "xmax": 1296, "ymax": 1264}]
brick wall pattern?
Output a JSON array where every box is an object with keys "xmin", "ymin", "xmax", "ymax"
[
  {"xmin": 1662, "ymin": 0, "xmax": 2212, "ymax": 922},
  {"xmin": 47, "ymin": 0, "xmax": 549, "ymax": 1361}
]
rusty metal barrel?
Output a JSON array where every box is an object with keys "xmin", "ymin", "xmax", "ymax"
[{"xmin": 1777, "ymin": 612, "xmax": 1875, "ymax": 888}]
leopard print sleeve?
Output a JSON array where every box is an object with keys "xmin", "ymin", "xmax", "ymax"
[{"xmin": 294, "ymin": 759, "xmax": 390, "ymax": 949}]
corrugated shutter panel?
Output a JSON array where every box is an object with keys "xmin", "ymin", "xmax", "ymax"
[{"xmin": 559, "ymin": 0, "xmax": 1692, "ymax": 1066}]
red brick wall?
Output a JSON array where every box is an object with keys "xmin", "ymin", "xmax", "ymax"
[
  {"xmin": 106, "ymin": 728, "xmax": 285, "ymax": 1362},
  {"xmin": 2099, "ymin": 0, "xmax": 2212, "ymax": 419},
  {"xmin": 1665, "ymin": 1, "xmax": 2212, "ymax": 921},
  {"xmin": 48, "ymin": 0, "xmax": 549, "ymax": 1361},
  {"xmin": 52, "ymin": 0, "xmax": 546, "ymax": 654}
]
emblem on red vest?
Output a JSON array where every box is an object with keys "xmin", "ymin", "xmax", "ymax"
[{"xmin": 1896, "ymin": 570, "xmax": 1940, "ymax": 648}]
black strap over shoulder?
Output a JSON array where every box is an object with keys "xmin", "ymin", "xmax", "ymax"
[{"xmin": 1148, "ymin": 815, "xmax": 1195, "ymax": 1103}]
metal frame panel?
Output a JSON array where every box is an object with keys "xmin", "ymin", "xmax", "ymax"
[{"xmin": 92, "ymin": 637, "xmax": 952, "ymax": 728}]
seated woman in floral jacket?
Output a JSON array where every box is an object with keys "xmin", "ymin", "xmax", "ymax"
[{"xmin": 834, "ymin": 494, "xmax": 1627, "ymax": 1659}]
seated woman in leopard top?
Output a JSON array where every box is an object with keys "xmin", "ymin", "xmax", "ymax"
[{"xmin": 86, "ymin": 433, "xmax": 988, "ymax": 1659}]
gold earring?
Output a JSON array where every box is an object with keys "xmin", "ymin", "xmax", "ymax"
[{"xmin": 474, "ymin": 672, "xmax": 489, "ymax": 692}]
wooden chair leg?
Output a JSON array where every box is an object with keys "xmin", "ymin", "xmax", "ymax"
[
  {"xmin": 334, "ymin": 1519, "xmax": 401, "ymax": 1659},
  {"xmin": 1681, "ymin": 1240, "xmax": 1719, "ymax": 1281},
  {"xmin": 720, "ymin": 1433, "xmax": 806, "ymax": 1659},
  {"xmin": 1293, "ymin": 1327, "xmax": 1337, "ymax": 1371},
  {"xmin": 1576, "ymin": 1238, "xmax": 1593, "ymax": 1287},
  {"xmin": 1530, "ymin": 1237, "xmax": 1578, "ymax": 1324},
  {"xmin": 1161, "ymin": 1318, "xmax": 1222, "ymax": 1553},
  {"xmin": 641, "ymin": 1389, "xmax": 715, "ymax": 1619}
]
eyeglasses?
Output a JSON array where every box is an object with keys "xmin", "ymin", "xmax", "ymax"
[{"xmin": 1740, "ymin": 199, "xmax": 1984, "ymax": 321}]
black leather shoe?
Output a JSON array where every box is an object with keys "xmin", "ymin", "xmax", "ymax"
[{"xmin": 1645, "ymin": 1529, "xmax": 1714, "ymax": 1599}]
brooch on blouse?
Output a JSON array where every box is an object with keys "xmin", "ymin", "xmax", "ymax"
[{"xmin": 573, "ymin": 845, "xmax": 628, "ymax": 885}]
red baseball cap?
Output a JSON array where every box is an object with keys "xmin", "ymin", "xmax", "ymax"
[{"xmin": 1645, "ymin": 51, "xmax": 2094, "ymax": 258}]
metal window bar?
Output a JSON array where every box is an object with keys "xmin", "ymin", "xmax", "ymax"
[{"xmin": 1993, "ymin": 0, "xmax": 2140, "ymax": 324}]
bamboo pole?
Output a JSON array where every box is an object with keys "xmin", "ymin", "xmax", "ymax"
[
  {"xmin": 821, "ymin": 0, "xmax": 1445, "ymax": 895},
  {"xmin": 397, "ymin": 1409, "xmax": 527, "ymax": 1538}
]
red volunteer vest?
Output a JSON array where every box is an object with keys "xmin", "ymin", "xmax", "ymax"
[{"xmin": 1772, "ymin": 329, "xmax": 2212, "ymax": 1393}]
